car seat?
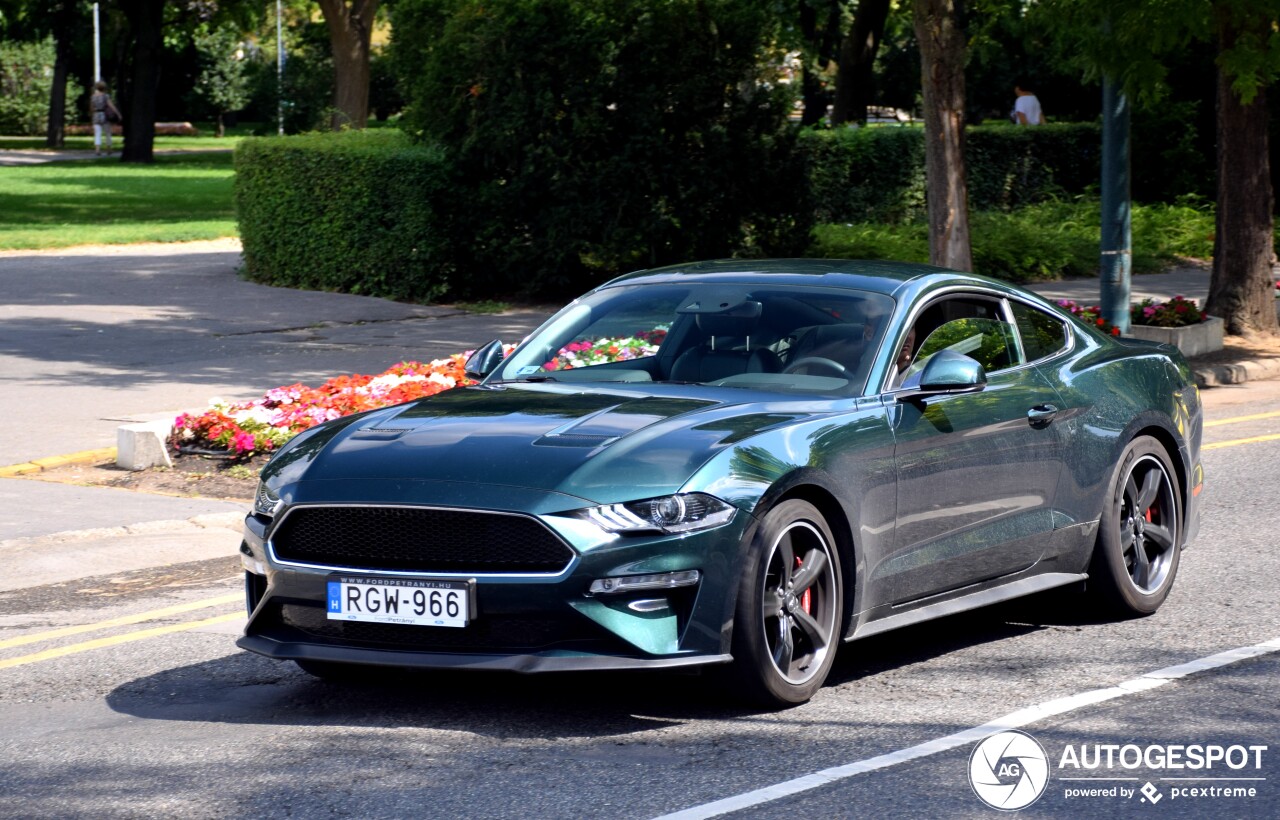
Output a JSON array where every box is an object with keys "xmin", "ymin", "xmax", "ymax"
[{"xmin": 669, "ymin": 313, "xmax": 783, "ymax": 382}]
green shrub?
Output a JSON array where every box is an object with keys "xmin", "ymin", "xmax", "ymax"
[
  {"xmin": 810, "ymin": 198, "xmax": 1214, "ymax": 282},
  {"xmin": 0, "ymin": 39, "xmax": 67, "ymax": 136},
  {"xmin": 392, "ymin": 0, "xmax": 808, "ymax": 298},
  {"xmin": 800, "ymin": 123, "xmax": 1102, "ymax": 223},
  {"xmin": 235, "ymin": 130, "xmax": 455, "ymax": 301}
]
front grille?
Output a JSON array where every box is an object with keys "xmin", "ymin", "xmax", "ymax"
[
  {"xmin": 279, "ymin": 603, "xmax": 605, "ymax": 652},
  {"xmin": 270, "ymin": 506, "xmax": 575, "ymax": 574}
]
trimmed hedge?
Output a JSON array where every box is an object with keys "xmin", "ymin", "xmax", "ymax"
[
  {"xmin": 235, "ymin": 130, "xmax": 455, "ymax": 301},
  {"xmin": 801, "ymin": 123, "xmax": 1102, "ymax": 224},
  {"xmin": 235, "ymin": 123, "xmax": 1110, "ymax": 300}
]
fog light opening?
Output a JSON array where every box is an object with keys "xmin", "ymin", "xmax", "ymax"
[
  {"xmin": 588, "ymin": 569, "xmax": 701, "ymax": 596},
  {"xmin": 626, "ymin": 598, "xmax": 670, "ymax": 613}
]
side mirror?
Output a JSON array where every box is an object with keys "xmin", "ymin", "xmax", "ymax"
[
  {"xmin": 464, "ymin": 339, "xmax": 506, "ymax": 381},
  {"xmin": 901, "ymin": 349, "xmax": 987, "ymax": 398}
]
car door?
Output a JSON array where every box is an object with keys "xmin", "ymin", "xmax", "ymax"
[{"xmin": 876, "ymin": 293, "xmax": 1067, "ymax": 605}]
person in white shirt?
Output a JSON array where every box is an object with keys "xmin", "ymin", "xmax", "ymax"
[{"xmin": 1013, "ymin": 81, "xmax": 1044, "ymax": 125}]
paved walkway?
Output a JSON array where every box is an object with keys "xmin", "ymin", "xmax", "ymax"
[{"xmin": 1028, "ymin": 266, "xmax": 1212, "ymax": 305}]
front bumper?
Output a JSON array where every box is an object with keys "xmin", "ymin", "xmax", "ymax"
[{"xmin": 237, "ymin": 489, "xmax": 753, "ymax": 673}]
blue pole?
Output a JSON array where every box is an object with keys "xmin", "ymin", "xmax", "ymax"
[{"xmin": 1100, "ymin": 77, "xmax": 1131, "ymax": 332}]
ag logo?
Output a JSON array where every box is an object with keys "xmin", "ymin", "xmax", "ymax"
[{"xmin": 968, "ymin": 730, "xmax": 1050, "ymax": 811}]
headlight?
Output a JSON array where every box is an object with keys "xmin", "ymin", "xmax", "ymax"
[
  {"xmin": 253, "ymin": 482, "xmax": 282, "ymax": 518},
  {"xmin": 573, "ymin": 493, "xmax": 735, "ymax": 535}
]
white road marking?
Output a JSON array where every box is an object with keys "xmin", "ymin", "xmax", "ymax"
[{"xmin": 656, "ymin": 637, "xmax": 1280, "ymax": 820}]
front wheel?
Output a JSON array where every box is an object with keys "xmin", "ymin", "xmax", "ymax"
[
  {"xmin": 726, "ymin": 499, "xmax": 843, "ymax": 707},
  {"xmin": 1089, "ymin": 436, "xmax": 1183, "ymax": 615}
]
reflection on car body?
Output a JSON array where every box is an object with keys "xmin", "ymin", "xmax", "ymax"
[{"xmin": 237, "ymin": 259, "xmax": 1203, "ymax": 706}]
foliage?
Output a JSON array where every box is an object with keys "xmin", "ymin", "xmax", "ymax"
[
  {"xmin": 170, "ymin": 356, "xmax": 479, "ymax": 459},
  {"xmin": 800, "ymin": 123, "xmax": 1102, "ymax": 223},
  {"xmin": 234, "ymin": 130, "xmax": 455, "ymax": 301},
  {"xmin": 1130, "ymin": 295, "xmax": 1209, "ymax": 328},
  {"xmin": 0, "ymin": 37, "xmax": 66, "ymax": 136},
  {"xmin": 809, "ymin": 197, "xmax": 1232, "ymax": 282},
  {"xmin": 1038, "ymin": 0, "xmax": 1279, "ymax": 106},
  {"xmin": 1055, "ymin": 299, "xmax": 1122, "ymax": 337},
  {"xmin": 392, "ymin": 0, "xmax": 809, "ymax": 298},
  {"xmin": 192, "ymin": 23, "xmax": 252, "ymax": 129}
]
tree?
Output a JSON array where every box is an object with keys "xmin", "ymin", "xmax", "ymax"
[
  {"xmin": 118, "ymin": 0, "xmax": 166, "ymax": 163},
  {"xmin": 1042, "ymin": 0, "xmax": 1279, "ymax": 336},
  {"xmin": 315, "ymin": 0, "xmax": 378, "ymax": 129},
  {"xmin": 830, "ymin": 0, "xmax": 891, "ymax": 125},
  {"xmin": 193, "ymin": 23, "xmax": 251, "ymax": 136},
  {"xmin": 1205, "ymin": 2, "xmax": 1276, "ymax": 335},
  {"xmin": 913, "ymin": 0, "xmax": 972, "ymax": 270}
]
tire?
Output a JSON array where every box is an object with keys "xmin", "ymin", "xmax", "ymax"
[
  {"xmin": 1089, "ymin": 436, "xmax": 1183, "ymax": 616},
  {"xmin": 726, "ymin": 499, "xmax": 844, "ymax": 707}
]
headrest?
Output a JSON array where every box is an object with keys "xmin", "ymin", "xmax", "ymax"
[{"xmin": 697, "ymin": 313, "xmax": 760, "ymax": 338}]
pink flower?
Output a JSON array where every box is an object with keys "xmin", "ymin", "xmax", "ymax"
[{"xmin": 231, "ymin": 431, "xmax": 256, "ymax": 453}]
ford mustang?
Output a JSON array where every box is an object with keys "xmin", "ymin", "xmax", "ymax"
[{"xmin": 236, "ymin": 260, "xmax": 1203, "ymax": 706}]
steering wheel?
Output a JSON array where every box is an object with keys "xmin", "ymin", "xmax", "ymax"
[{"xmin": 782, "ymin": 356, "xmax": 854, "ymax": 379}]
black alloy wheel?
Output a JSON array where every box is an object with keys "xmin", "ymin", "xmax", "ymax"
[
  {"xmin": 728, "ymin": 499, "xmax": 843, "ymax": 706},
  {"xmin": 1090, "ymin": 436, "xmax": 1182, "ymax": 615}
]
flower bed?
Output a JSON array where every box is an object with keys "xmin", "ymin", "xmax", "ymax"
[
  {"xmin": 1055, "ymin": 300, "xmax": 1123, "ymax": 337},
  {"xmin": 1131, "ymin": 295, "xmax": 1209, "ymax": 328},
  {"xmin": 170, "ymin": 354, "xmax": 479, "ymax": 460},
  {"xmin": 168, "ymin": 332, "xmax": 669, "ymax": 461}
]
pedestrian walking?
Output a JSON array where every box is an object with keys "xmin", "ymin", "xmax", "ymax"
[
  {"xmin": 1012, "ymin": 80, "xmax": 1044, "ymax": 126},
  {"xmin": 90, "ymin": 82, "xmax": 120, "ymax": 155}
]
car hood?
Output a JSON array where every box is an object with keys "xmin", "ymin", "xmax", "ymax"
[{"xmin": 261, "ymin": 383, "xmax": 815, "ymax": 506}]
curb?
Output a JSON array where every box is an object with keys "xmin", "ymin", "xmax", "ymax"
[
  {"xmin": 1194, "ymin": 356, "xmax": 1280, "ymax": 388},
  {"xmin": 0, "ymin": 447, "xmax": 117, "ymax": 478}
]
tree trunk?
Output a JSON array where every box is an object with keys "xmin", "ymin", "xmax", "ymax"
[
  {"xmin": 1205, "ymin": 8, "xmax": 1276, "ymax": 336},
  {"xmin": 317, "ymin": 0, "xmax": 379, "ymax": 130},
  {"xmin": 831, "ymin": 0, "xmax": 891, "ymax": 126},
  {"xmin": 216, "ymin": 112, "xmax": 226, "ymax": 138},
  {"xmin": 45, "ymin": 3, "xmax": 77, "ymax": 149},
  {"xmin": 119, "ymin": 0, "xmax": 167, "ymax": 163},
  {"xmin": 913, "ymin": 0, "xmax": 972, "ymax": 271}
]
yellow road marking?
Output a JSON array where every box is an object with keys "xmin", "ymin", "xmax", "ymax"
[
  {"xmin": 0, "ymin": 612, "xmax": 242, "ymax": 670},
  {"xmin": 1205, "ymin": 410, "xmax": 1280, "ymax": 428},
  {"xmin": 0, "ymin": 593, "xmax": 241, "ymax": 651},
  {"xmin": 1203, "ymin": 433, "xmax": 1280, "ymax": 451}
]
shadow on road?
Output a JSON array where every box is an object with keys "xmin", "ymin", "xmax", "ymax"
[{"xmin": 105, "ymin": 588, "xmax": 1148, "ymax": 737}]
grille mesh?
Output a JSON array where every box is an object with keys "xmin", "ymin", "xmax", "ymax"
[{"xmin": 270, "ymin": 506, "xmax": 575, "ymax": 574}]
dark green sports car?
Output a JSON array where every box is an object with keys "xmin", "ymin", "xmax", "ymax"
[{"xmin": 237, "ymin": 260, "xmax": 1203, "ymax": 706}]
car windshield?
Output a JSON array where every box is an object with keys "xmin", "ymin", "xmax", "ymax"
[{"xmin": 496, "ymin": 283, "xmax": 896, "ymax": 395}]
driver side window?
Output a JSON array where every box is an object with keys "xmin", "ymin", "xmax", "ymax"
[{"xmin": 900, "ymin": 297, "xmax": 1020, "ymax": 385}]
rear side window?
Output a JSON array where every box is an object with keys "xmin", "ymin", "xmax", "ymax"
[{"xmin": 1011, "ymin": 302, "xmax": 1068, "ymax": 363}]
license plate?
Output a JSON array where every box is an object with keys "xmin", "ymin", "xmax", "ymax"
[{"xmin": 326, "ymin": 575, "xmax": 474, "ymax": 628}]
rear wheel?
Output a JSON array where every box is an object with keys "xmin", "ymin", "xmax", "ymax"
[
  {"xmin": 727, "ymin": 499, "xmax": 843, "ymax": 707},
  {"xmin": 1089, "ymin": 436, "xmax": 1182, "ymax": 615}
]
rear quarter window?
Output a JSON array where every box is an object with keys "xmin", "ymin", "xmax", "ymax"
[{"xmin": 1011, "ymin": 302, "xmax": 1068, "ymax": 363}]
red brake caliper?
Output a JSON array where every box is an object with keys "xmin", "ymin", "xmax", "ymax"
[{"xmin": 796, "ymin": 556, "xmax": 812, "ymax": 613}]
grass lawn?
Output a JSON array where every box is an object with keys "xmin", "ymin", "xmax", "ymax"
[{"xmin": 0, "ymin": 153, "xmax": 237, "ymax": 250}]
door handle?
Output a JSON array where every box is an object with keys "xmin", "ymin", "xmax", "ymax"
[{"xmin": 1027, "ymin": 404, "xmax": 1058, "ymax": 427}]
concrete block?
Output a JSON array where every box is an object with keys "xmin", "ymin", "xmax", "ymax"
[
  {"xmin": 1128, "ymin": 316, "xmax": 1224, "ymax": 358},
  {"xmin": 116, "ymin": 420, "xmax": 174, "ymax": 470}
]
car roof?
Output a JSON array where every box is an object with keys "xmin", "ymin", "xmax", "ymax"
[{"xmin": 600, "ymin": 258, "xmax": 1018, "ymax": 299}]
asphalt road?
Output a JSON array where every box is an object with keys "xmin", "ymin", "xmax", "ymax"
[
  {"xmin": 2, "ymin": 245, "xmax": 1278, "ymax": 817},
  {"xmin": 1, "ymin": 380, "xmax": 1278, "ymax": 819}
]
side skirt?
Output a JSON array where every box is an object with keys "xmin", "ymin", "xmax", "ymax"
[{"xmin": 849, "ymin": 572, "xmax": 1088, "ymax": 641}]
